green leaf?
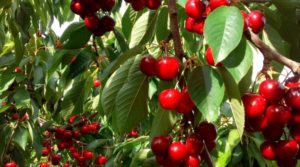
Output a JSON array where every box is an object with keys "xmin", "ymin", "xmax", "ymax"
[
  {"xmin": 223, "ymin": 37, "xmax": 253, "ymax": 83},
  {"xmin": 0, "ymin": 125, "xmax": 13, "ymax": 164},
  {"xmin": 129, "ymin": 11, "xmax": 158, "ymax": 48},
  {"xmin": 114, "ymin": 56, "xmax": 149, "ymax": 133},
  {"xmin": 150, "ymin": 107, "xmax": 177, "ymax": 139},
  {"xmin": 156, "ymin": 7, "xmax": 170, "ymax": 41},
  {"xmin": 122, "ymin": 6, "xmax": 138, "ymax": 39},
  {"xmin": 27, "ymin": 121, "xmax": 43, "ymax": 157},
  {"xmin": 86, "ymin": 139, "xmax": 110, "ymax": 151},
  {"xmin": 13, "ymin": 126, "xmax": 29, "ymax": 151},
  {"xmin": 114, "ymin": 29, "xmax": 129, "ymax": 52},
  {"xmin": 219, "ymin": 68, "xmax": 245, "ymax": 139},
  {"xmin": 216, "ymin": 129, "xmax": 241, "ymax": 167},
  {"xmin": 187, "ymin": 66, "xmax": 225, "ymax": 122},
  {"xmin": 13, "ymin": 88, "xmax": 30, "ymax": 108},
  {"xmin": 129, "ymin": 149, "xmax": 152, "ymax": 167},
  {"xmin": 0, "ymin": 73, "xmax": 15, "ymax": 93},
  {"xmin": 60, "ymin": 22, "xmax": 84, "ymax": 42},
  {"xmin": 204, "ymin": 6, "xmax": 243, "ymax": 63},
  {"xmin": 63, "ymin": 23, "xmax": 92, "ymax": 49}
]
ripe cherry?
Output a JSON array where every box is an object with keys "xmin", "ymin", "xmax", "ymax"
[
  {"xmin": 140, "ymin": 55, "xmax": 157, "ymax": 76},
  {"xmin": 68, "ymin": 115, "xmax": 77, "ymax": 124},
  {"xmin": 15, "ymin": 66, "xmax": 22, "ymax": 73},
  {"xmin": 80, "ymin": 125, "xmax": 91, "ymax": 134},
  {"xmin": 176, "ymin": 87, "xmax": 195, "ymax": 114},
  {"xmin": 156, "ymin": 57, "xmax": 180, "ymax": 81},
  {"xmin": 285, "ymin": 87, "xmax": 300, "ymax": 109},
  {"xmin": 260, "ymin": 141, "xmax": 276, "ymax": 160},
  {"xmin": 131, "ymin": 0, "xmax": 146, "ymax": 11},
  {"xmin": 73, "ymin": 130, "xmax": 81, "ymax": 138},
  {"xmin": 266, "ymin": 104, "xmax": 291, "ymax": 126},
  {"xmin": 205, "ymin": 48, "xmax": 215, "ymax": 66},
  {"xmin": 11, "ymin": 113, "xmax": 19, "ymax": 121},
  {"xmin": 242, "ymin": 93, "xmax": 267, "ymax": 118},
  {"xmin": 42, "ymin": 147, "xmax": 50, "ymax": 156},
  {"xmin": 245, "ymin": 114, "xmax": 268, "ymax": 132},
  {"xmin": 70, "ymin": 1, "xmax": 86, "ymax": 15},
  {"xmin": 159, "ymin": 89, "xmax": 182, "ymax": 110},
  {"xmin": 247, "ymin": 10, "xmax": 265, "ymax": 34},
  {"xmin": 168, "ymin": 141, "xmax": 188, "ymax": 162},
  {"xmin": 100, "ymin": 16, "xmax": 115, "ymax": 32},
  {"xmin": 185, "ymin": 17, "xmax": 195, "ymax": 32},
  {"xmin": 185, "ymin": 0, "xmax": 205, "ymax": 19},
  {"xmin": 263, "ymin": 125, "xmax": 283, "ymax": 141},
  {"xmin": 101, "ymin": 0, "xmax": 115, "ymax": 11},
  {"xmin": 83, "ymin": 150, "xmax": 94, "ymax": 159},
  {"xmin": 51, "ymin": 154, "xmax": 61, "ymax": 165},
  {"xmin": 185, "ymin": 155, "xmax": 201, "ymax": 167},
  {"xmin": 151, "ymin": 136, "xmax": 171, "ymax": 156},
  {"xmin": 63, "ymin": 130, "xmax": 73, "ymax": 139},
  {"xmin": 195, "ymin": 121, "xmax": 217, "ymax": 142},
  {"xmin": 259, "ymin": 79, "xmax": 283, "ymax": 103},
  {"xmin": 291, "ymin": 125, "xmax": 300, "ymax": 143},
  {"xmin": 186, "ymin": 134, "xmax": 204, "ymax": 156},
  {"xmin": 128, "ymin": 129, "xmax": 139, "ymax": 138},
  {"xmin": 95, "ymin": 156, "xmax": 108, "ymax": 165},
  {"xmin": 146, "ymin": 0, "xmax": 161, "ymax": 10},
  {"xmin": 84, "ymin": 15, "xmax": 100, "ymax": 31},
  {"xmin": 94, "ymin": 79, "xmax": 101, "ymax": 88},
  {"xmin": 206, "ymin": 140, "xmax": 216, "ymax": 152},
  {"xmin": 241, "ymin": 11, "xmax": 248, "ymax": 31},
  {"xmin": 4, "ymin": 162, "xmax": 17, "ymax": 167},
  {"xmin": 209, "ymin": 0, "xmax": 230, "ymax": 10},
  {"xmin": 276, "ymin": 140, "xmax": 299, "ymax": 159},
  {"xmin": 285, "ymin": 75, "xmax": 300, "ymax": 89},
  {"xmin": 193, "ymin": 20, "xmax": 204, "ymax": 35},
  {"xmin": 39, "ymin": 163, "xmax": 50, "ymax": 167},
  {"xmin": 277, "ymin": 158, "xmax": 297, "ymax": 167}
]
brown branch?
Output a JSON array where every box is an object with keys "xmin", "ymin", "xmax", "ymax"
[
  {"xmin": 168, "ymin": 0, "xmax": 185, "ymax": 59},
  {"xmin": 246, "ymin": 31, "xmax": 300, "ymax": 75}
]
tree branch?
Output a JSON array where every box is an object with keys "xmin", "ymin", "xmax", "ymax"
[
  {"xmin": 168, "ymin": 0, "xmax": 185, "ymax": 59},
  {"xmin": 246, "ymin": 31, "xmax": 300, "ymax": 75}
]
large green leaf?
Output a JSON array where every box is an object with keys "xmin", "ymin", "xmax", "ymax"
[
  {"xmin": 0, "ymin": 73, "xmax": 15, "ymax": 93},
  {"xmin": 62, "ymin": 23, "xmax": 92, "ymax": 49},
  {"xmin": 187, "ymin": 66, "xmax": 225, "ymax": 122},
  {"xmin": 219, "ymin": 68, "xmax": 245, "ymax": 138},
  {"xmin": 27, "ymin": 121, "xmax": 42, "ymax": 157},
  {"xmin": 223, "ymin": 38, "xmax": 253, "ymax": 83},
  {"xmin": 0, "ymin": 125, "xmax": 13, "ymax": 164},
  {"xmin": 114, "ymin": 56, "xmax": 149, "ymax": 133},
  {"xmin": 13, "ymin": 88, "xmax": 31, "ymax": 109},
  {"xmin": 150, "ymin": 107, "xmax": 177, "ymax": 139},
  {"xmin": 204, "ymin": 6, "xmax": 243, "ymax": 63},
  {"xmin": 13, "ymin": 126, "xmax": 29, "ymax": 151},
  {"xmin": 122, "ymin": 5, "xmax": 138, "ymax": 39},
  {"xmin": 156, "ymin": 7, "xmax": 170, "ymax": 41},
  {"xmin": 129, "ymin": 11, "xmax": 158, "ymax": 48}
]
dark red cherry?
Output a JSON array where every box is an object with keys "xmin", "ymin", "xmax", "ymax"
[
  {"xmin": 263, "ymin": 125, "xmax": 283, "ymax": 141},
  {"xmin": 146, "ymin": 0, "xmax": 161, "ymax": 10},
  {"xmin": 260, "ymin": 141, "xmax": 276, "ymax": 160},
  {"xmin": 276, "ymin": 140, "xmax": 299, "ymax": 159},
  {"xmin": 51, "ymin": 154, "xmax": 61, "ymax": 165},
  {"xmin": 285, "ymin": 87, "xmax": 300, "ymax": 109},
  {"xmin": 259, "ymin": 79, "xmax": 284, "ymax": 103},
  {"xmin": 176, "ymin": 87, "xmax": 195, "ymax": 114},
  {"xmin": 209, "ymin": 0, "xmax": 230, "ymax": 10},
  {"xmin": 100, "ymin": 16, "xmax": 115, "ymax": 32},
  {"xmin": 101, "ymin": 0, "xmax": 115, "ymax": 11},
  {"xmin": 195, "ymin": 121, "xmax": 217, "ymax": 142},
  {"xmin": 242, "ymin": 93, "xmax": 267, "ymax": 118},
  {"xmin": 42, "ymin": 147, "xmax": 50, "ymax": 156},
  {"xmin": 245, "ymin": 114, "xmax": 268, "ymax": 132},
  {"xmin": 193, "ymin": 20, "xmax": 204, "ymax": 35},
  {"xmin": 290, "ymin": 125, "xmax": 300, "ymax": 143},
  {"xmin": 84, "ymin": 15, "xmax": 100, "ymax": 31},
  {"xmin": 185, "ymin": 155, "xmax": 201, "ymax": 167},
  {"xmin": 266, "ymin": 104, "xmax": 291, "ymax": 126},
  {"xmin": 168, "ymin": 141, "xmax": 188, "ymax": 162},
  {"xmin": 70, "ymin": 1, "xmax": 86, "ymax": 15},
  {"xmin": 140, "ymin": 55, "xmax": 157, "ymax": 76},
  {"xmin": 186, "ymin": 134, "xmax": 204, "ymax": 156},
  {"xmin": 247, "ymin": 10, "xmax": 265, "ymax": 34},
  {"xmin": 156, "ymin": 57, "xmax": 180, "ymax": 81},
  {"xmin": 185, "ymin": 17, "xmax": 195, "ymax": 32},
  {"xmin": 285, "ymin": 75, "xmax": 300, "ymax": 89},
  {"xmin": 277, "ymin": 158, "xmax": 297, "ymax": 167},
  {"xmin": 159, "ymin": 89, "xmax": 182, "ymax": 110},
  {"xmin": 185, "ymin": 0, "xmax": 205, "ymax": 19},
  {"xmin": 131, "ymin": 0, "xmax": 146, "ymax": 11},
  {"xmin": 11, "ymin": 113, "xmax": 19, "ymax": 121},
  {"xmin": 15, "ymin": 66, "xmax": 22, "ymax": 73},
  {"xmin": 151, "ymin": 136, "xmax": 171, "ymax": 156}
]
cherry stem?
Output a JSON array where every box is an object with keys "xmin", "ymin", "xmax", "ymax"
[
  {"xmin": 246, "ymin": 31, "xmax": 300, "ymax": 75},
  {"xmin": 92, "ymin": 36, "xmax": 100, "ymax": 68},
  {"xmin": 203, "ymin": 141, "xmax": 215, "ymax": 167}
]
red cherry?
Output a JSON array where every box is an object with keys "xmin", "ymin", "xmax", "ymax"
[
  {"xmin": 56, "ymin": 127, "xmax": 66, "ymax": 135},
  {"xmin": 156, "ymin": 57, "xmax": 180, "ymax": 81},
  {"xmin": 206, "ymin": 140, "xmax": 217, "ymax": 152},
  {"xmin": 80, "ymin": 125, "xmax": 91, "ymax": 134},
  {"xmin": 58, "ymin": 141, "xmax": 69, "ymax": 150},
  {"xmin": 291, "ymin": 125, "xmax": 300, "ymax": 143},
  {"xmin": 84, "ymin": 15, "xmax": 100, "ymax": 31},
  {"xmin": 128, "ymin": 129, "xmax": 139, "ymax": 138},
  {"xmin": 285, "ymin": 75, "xmax": 300, "ymax": 89},
  {"xmin": 277, "ymin": 158, "xmax": 297, "ymax": 167},
  {"xmin": 11, "ymin": 113, "xmax": 19, "ymax": 121},
  {"xmin": 185, "ymin": 155, "xmax": 201, "ymax": 167},
  {"xmin": 260, "ymin": 141, "xmax": 276, "ymax": 160},
  {"xmin": 83, "ymin": 150, "xmax": 94, "ymax": 159},
  {"xmin": 94, "ymin": 79, "xmax": 101, "ymax": 88},
  {"xmin": 93, "ymin": 26, "xmax": 106, "ymax": 37},
  {"xmin": 195, "ymin": 121, "xmax": 217, "ymax": 142},
  {"xmin": 186, "ymin": 134, "xmax": 204, "ymax": 156},
  {"xmin": 205, "ymin": 48, "xmax": 215, "ymax": 66},
  {"xmin": 91, "ymin": 122, "xmax": 101, "ymax": 131},
  {"xmin": 63, "ymin": 130, "xmax": 73, "ymax": 139},
  {"xmin": 266, "ymin": 104, "xmax": 291, "ymax": 126},
  {"xmin": 168, "ymin": 141, "xmax": 188, "ymax": 162},
  {"xmin": 4, "ymin": 162, "xmax": 17, "ymax": 167},
  {"xmin": 73, "ymin": 130, "xmax": 81, "ymax": 138},
  {"xmin": 146, "ymin": 0, "xmax": 161, "ymax": 10},
  {"xmin": 185, "ymin": 0, "xmax": 205, "ymax": 19},
  {"xmin": 245, "ymin": 114, "xmax": 268, "ymax": 132},
  {"xmin": 95, "ymin": 156, "xmax": 108, "ymax": 165},
  {"xmin": 247, "ymin": 10, "xmax": 265, "ymax": 34},
  {"xmin": 140, "ymin": 55, "xmax": 157, "ymax": 76},
  {"xmin": 241, "ymin": 11, "xmax": 248, "ymax": 31},
  {"xmin": 185, "ymin": 17, "xmax": 195, "ymax": 32},
  {"xmin": 70, "ymin": 1, "xmax": 86, "ymax": 15},
  {"xmin": 285, "ymin": 87, "xmax": 300, "ymax": 109},
  {"xmin": 290, "ymin": 110, "xmax": 300, "ymax": 124},
  {"xmin": 101, "ymin": 0, "xmax": 115, "ymax": 11},
  {"xmin": 99, "ymin": 16, "xmax": 115, "ymax": 32},
  {"xmin": 39, "ymin": 163, "xmax": 50, "ymax": 167},
  {"xmin": 69, "ymin": 146, "xmax": 77, "ymax": 153},
  {"xmin": 263, "ymin": 125, "xmax": 283, "ymax": 141},
  {"xmin": 72, "ymin": 152, "xmax": 81, "ymax": 159},
  {"xmin": 151, "ymin": 136, "xmax": 171, "ymax": 156},
  {"xmin": 193, "ymin": 19, "xmax": 204, "ymax": 35},
  {"xmin": 159, "ymin": 89, "xmax": 182, "ymax": 110},
  {"xmin": 209, "ymin": 0, "xmax": 230, "ymax": 10},
  {"xmin": 51, "ymin": 154, "xmax": 61, "ymax": 165},
  {"xmin": 276, "ymin": 140, "xmax": 299, "ymax": 159},
  {"xmin": 259, "ymin": 79, "xmax": 284, "ymax": 103},
  {"xmin": 131, "ymin": 0, "xmax": 146, "ymax": 11},
  {"xmin": 15, "ymin": 66, "xmax": 22, "ymax": 73},
  {"xmin": 242, "ymin": 93, "xmax": 267, "ymax": 118},
  {"xmin": 176, "ymin": 87, "xmax": 195, "ymax": 114},
  {"xmin": 68, "ymin": 115, "xmax": 77, "ymax": 124},
  {"xmin": 203, "ymin": 5, "xmax": 211, "ymax": 17},
  {"xmin": 42, "ymin": 147, "xmax": 50, "ymax": 156}
]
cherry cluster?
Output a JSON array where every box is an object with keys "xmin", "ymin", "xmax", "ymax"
[
  {"xmin": 184, "ymin": 0, "xmax": 265, "ymax": 35},
  {"xmin": 70, "ymin": 0, "xmax": 115, "ymax": 36},
  {"xmin": 243, "ymin": 76, "xmax": 300, "ymax": 167},
  {"xmin": 38, "ymin": 115, "xmax": 108, "ymax": 167},
  {"xmin": 151, "ymin": 121, "xmax": 217, "ymax": 167},
  {"xmin": 124, "ymin": 0, "xmax": 161, "ymax": 11}
]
